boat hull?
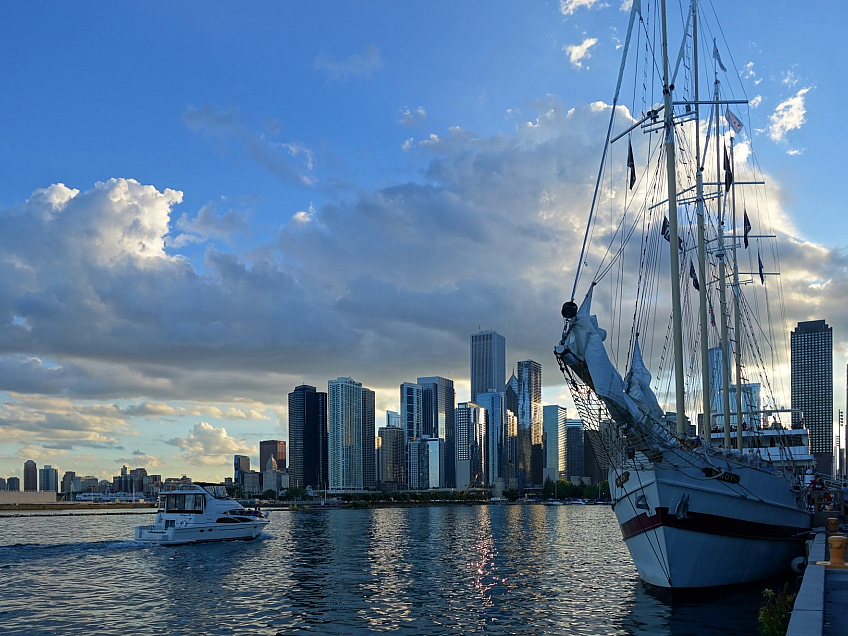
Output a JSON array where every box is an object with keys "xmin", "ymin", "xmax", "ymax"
[
  {"xmin": 135, "ymin": 519, "xmax": 268, "ymax": 546},
  {"xmin": 610, "ymin": 465, "xmax": 811, "ymax": 588}
]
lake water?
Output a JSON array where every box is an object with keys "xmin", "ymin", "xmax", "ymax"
[{"xmin": 0, "ymin": 504, "xmax": 774, "ymax": 635}]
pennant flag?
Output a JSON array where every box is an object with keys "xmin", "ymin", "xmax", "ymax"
[
  {"xmin": 723, "ymin": 145, "xmax": 733, "ymax": 192},
  {"xmin": 661, "ymin": 217, "xmax": 684, "ymax": 251},
  {"xmin": 713, "ymin": 38, "xmax": 727, "ymax": 72},
  {"xmin": 708, "ymin": 296, "xmax": 716, "ymax": 328},
  {"xmin": 690, "ymin": 261, "xmax": 700, "ymax": 291},
  {"xmin": 725, "ymin": 107, "xmax": 743, "ymax": 134},
  {"xmin": 627, "ymin": 140, "xmax": 636, "ymax": 190},
  {"xmin": 758, "ymin": 250, "xmax": 765, "ymax": 284},
  {"xmin": 743, "ymin": 209, "xmax": 751, "ymax": 249}
]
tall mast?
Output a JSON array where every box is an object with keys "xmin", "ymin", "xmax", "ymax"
[
  {"xmin": 715, "ymin": 77, "xmax": 733, "ymax": 449},
  {"xmin": 730, "ymin": 137, "xmax": 744, "ymax": 450},
  {"xmin": 692, "ymin": 1, "xmax": 711, "ymax": 441},
  {"xmin": 660, "ymin": 0, "xmax": 686, "ymax": 435}
]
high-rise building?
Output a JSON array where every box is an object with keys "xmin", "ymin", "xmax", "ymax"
[
  {"xmin": 260, "ymin": 440, "xmax": 287, "ymax": 475},
  {"xmin": 400, "ymin": 382, "xmax": 423, "ymax": 441},
  {"xmin": 362, "ymin": 386, "xmax": 376, "ymax": 491},
  {"xmin": 328, "ymin": 377, "xmax": 375, "ymax": 491},
  {"xmin": 7, "ymin": 477, "xmax": 20, "ymax": 491},
  {"xmin": 61, "ymin": 471, "xmax": 76, "ymax": 494},
  {"xmin": 417, "ymin": 376, "xmax": 456, "ymax": 488},
  {"xmin": 707, "ymin": 345, "xmax": 761, "ymax": 431},
  {"xmin": 234, "ymin": 454, "xmax": 250, "ymax": 490},
  {"xmin": 517, "ymin": 360, "xmax": 543, "ymax": 487},
  {"xmin": 476, "ymin": 391, "xmax": 506, "ymax": 486},
  {"xmin": 23, "ymin": 460, "xmax": 37, "ymax": 492},
  {"xmin": 288, "ymin": 385, "xmax": 328, "ymax": 489},
  {"xmin": 379, "ymin": 421, "xmax": 406, "ymax": 490},
  {"xmin": 386, "ymin": 410, "xmax": 402, "ymax": 429},
  {"xmin": 0, "ymin": 478, "xmax": 5, "ymax": 491},
  {"xmin": 791, "ymin": 320, "xmax": 833, "ymax": 471},
  {"xmin": 39, "ymin": 465, "xmax": 59, "ymax": 492},
  {"xmin": 407, "ymin": 436, "xmax": 443, "ymax": 489},
  {"xmin": 455, "ymin": 402, "xmax": 485, "ymax": 490},
  {"xmin": 565, "ymin": 420, "xmax": 585, "ymax": 482},
  {"xmin": 471, "ymin": 330, "xmax": 506, "ymax": 403},
  {"xmin": 543, "ymin": 405, "xmax": 567, "ymax": 483}
]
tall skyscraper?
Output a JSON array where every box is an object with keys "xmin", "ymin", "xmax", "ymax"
[
  {"xmin": 7, "ymin": 477, "xmax": 20, "ymax": 491},
  {"xmin": 61, "ymin": 471, "xmax": 76, "ymax": 494},
  {"xmin": 23, "ymin": 460, "xmax": 37, "ymax": 492},
  {"xmin": 328, "ymin": 377, "xmax": 374, "ymax": 491},
  {"xmin": 417, "ymin": 376, "xmax": 456, "ymax": 488},
  {"xmin": 39, "ymin": 465, "xmax": 58, "ymax": 492},
  {"xmin": 362, "ymin": 386, "xmax": 376, "ymax": 491},
  {"xmin": 260, "ymin": 440, "xmax": 287, "ymax": 473},
  {"xmin": 386, "ymin": 410, "xmax": 402, "ymax": 429},
  {"xmin": 378, "ymin": 424, "xmax": 406, "ymax": 490},
  {"xmin": 288, "ymin": 384, "xmax": 328, "ymax": 489},
  {"xmin": 455, "ymin": 402, "xmax": 485, "ymax": 490},
  {"xmin": 400, "ymin": 382, "xmax": 423, "ymax": 441},
  {"xmin": 476, "ymin": 391, "xmax": 505, "ymax": 486},
  {"xmin": 234, "ymin": 455, "xmax": 250, "ymax": 488},
  {"xmin": 517, "ymin": 360, "xmax": 543, "ymax": 486},
  {"xmin": 543, "ymin": 405, "xmax": 567, "ymax": 483},
  {"xmin": 471, "ymin": 330, "xmax": 506, "ymax": 403},
  {"xmin": 565, "ymin": 420, "xmax": 585, "ymax": 481},
  {"xmin": 791, "ymin": 320, "xmax": 833, "ymax": 471}
]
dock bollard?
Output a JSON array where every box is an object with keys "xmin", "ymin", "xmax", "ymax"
[
  {"xmin": 817, "ymin": 535, "xmax": 848, "ymax": 569},
  {"xmin": 827, "ymin": 517, "xmax": 839, "ymax": 532}
]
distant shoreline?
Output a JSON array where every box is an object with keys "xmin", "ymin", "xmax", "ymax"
[{"xmin": 0, "ymin": 502, "xmax": 155, "ymax": 512}]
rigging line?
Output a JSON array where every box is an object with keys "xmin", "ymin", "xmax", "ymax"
[{"xmin": 571, "ymin": 3, "xmax": 644, "ymax": 304}]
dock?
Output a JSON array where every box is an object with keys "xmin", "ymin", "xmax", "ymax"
[{"xmin": 787, "ymin": 524, "xmax": 848, "ymax": 636}]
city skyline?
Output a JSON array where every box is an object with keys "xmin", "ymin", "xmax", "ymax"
[{"xmin": 1, "ymin": 2, "xmax": 847, "ymax": 482}]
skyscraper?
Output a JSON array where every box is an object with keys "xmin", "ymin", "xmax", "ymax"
[
  {"xmin": 476, "ymin": 391, "xmax": 506, "ymax": 486},
  {"xmin": 565, "ymin": 420, "xmax": 585, "ymax": 481},
  {"xmin": 455, "ymin": 402, "xmax": 485, "ymax": 490},
  {"xmin": 328, "ymin": 377, "xmax": 374, "ymax": 491},
  {"xmin": 400, "ymin": 382, "xmax": 423, "ymax": 441},
  {"xmin": 517, "ymin": 360, "xmax": 543, "ymax": 486},
  {"xmin": 39, "ymin": 465, "xmax": 58, "ymax": 492},
  {"xmin": 417, "ymin": 376, "xmax": 456, "ymax": 488},
  {"xmin": 543, "ymin": 405, "xmax": 567, "ymax": 483},
  {"xmin": 23, "ymin": 460, "xmax": 37, "ymax": 492},
  {"xmin": 378, "ymin": 424, "xmax": 406, "ymax": 490},
  {"xmin": 791, "ymin": 320, "xmax": 833, "ymax": 471},
  {"xmin": 707, "ymin": 345, "xmax": 761, "ymax": 431},
  {"xmin": 471, "ymin": 330, "xmax": 506, "ymax": 403},
  {"xmin": 233, "ymin": 455, "xmax": 250, "ymax": 489},
  {"xmin": 260, "ymin": 440, "xmax": 287, "ymax": 474},
  {"xmin": 288, "ymin": 384, "xmax": 328, "ymax": 489}
]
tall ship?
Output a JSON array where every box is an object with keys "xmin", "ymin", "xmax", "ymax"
[{"xmin": 554, "ymin": 0, "xmax": 813, "ymax": 588}]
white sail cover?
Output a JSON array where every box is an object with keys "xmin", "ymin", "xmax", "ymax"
[{"xmin": 624, "ymin": 339, "xmax": 665, "ymax": 423}]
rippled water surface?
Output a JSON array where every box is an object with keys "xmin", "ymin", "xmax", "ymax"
[{"xmin": 0, "ymin": 505, "xmax": 769, "ymax": 635}]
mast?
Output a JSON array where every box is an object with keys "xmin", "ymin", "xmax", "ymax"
[
  {"xmin": 715, "ymin": 77, "xmax": 733, "ymax": 449},
  {"xmin": 660, "ymin": 0, "xmax": 686, "ymax": 435},
  {"xmin": 730, "ymin": 137, "xmax": 744, "ymax": 450},
  {"xmin": 692, "ymin": 1, "xmax": 711, "ymax": 441}
]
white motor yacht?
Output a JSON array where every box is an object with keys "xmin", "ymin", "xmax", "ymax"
[{"xmin": 135, "ymin": 483, "xmax": 269, "ymax": 545}]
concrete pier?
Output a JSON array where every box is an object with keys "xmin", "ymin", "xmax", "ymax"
[{"xmin": 787, "ymin": 529, "xmax": 848, "ymax": 636}]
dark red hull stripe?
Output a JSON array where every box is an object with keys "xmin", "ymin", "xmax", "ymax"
[{"xmin": 619, "ymin": 507, "xmax": 809, "ymax": 542}]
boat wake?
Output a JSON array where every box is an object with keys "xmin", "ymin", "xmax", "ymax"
[{"xmin": 0, "ymin": 539, "xmax": 152, "ymax": 567}]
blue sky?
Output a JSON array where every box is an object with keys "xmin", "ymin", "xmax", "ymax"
[{"xmin": 0, "ymin": 1, "xmax": 844, "ymax": 482}]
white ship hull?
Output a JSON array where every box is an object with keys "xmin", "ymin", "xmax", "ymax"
[
  {"xmin": 135, "ymin": 517, "xmax": 268, "ymax": 545},
  {"xmin": 610, "ymin": 463, "xmax": 811, "ymax": 588}
]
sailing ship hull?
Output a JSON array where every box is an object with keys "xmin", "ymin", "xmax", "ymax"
[{"xmin": 610, "ymin": 464, "xmax": 811, "ymax": 588}]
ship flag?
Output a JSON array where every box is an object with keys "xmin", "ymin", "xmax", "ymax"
[
  {"xmin": 690, "ymin": 261, "xmax": 700, "ymax": 291},
  {"xmin": 725, "ymin": 107, "xmax": 744, "ymax": 134},
  {"xmin": 627, "ymin": 140, "xmax": 636, "ymax": 190},
  {"xmin": 723, "ymin": 145, "xmax": 733, "ymax": 192},
  {"xmin": 661, "ymin": 216, "xmax": 684, "ymax": 251},
  {"xmin": 758, "ymin": 250, "xmax": 765, "ymax": 284},
  {"xmin": 743, "ymin": 209, "xmax": 751, "ymax": 248},
  {"xmin": 713, "ymin": 38, "xmax": 727, "ymax": 72}
]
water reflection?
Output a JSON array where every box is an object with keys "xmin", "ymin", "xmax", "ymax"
[{"xmin": 0, "ymin": 505, "xmax": 772, "ymax": 635}]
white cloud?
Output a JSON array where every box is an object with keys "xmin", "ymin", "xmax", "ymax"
[
  {"xmin": 401, "ymin": 137, "xmax": 414, "ymax": 152},
  {"xmin": 560, "ymin": 0, "xmax": 605, "ymax": 16},
  {"xmin": 313, "ymin": 44, "xmax": 384, "ymax": 81},
  {"xmin": 750, "ymin": 95, "xmax": 762, "ymax": 109},
  {"xmin": 564, "ymin": 38, "xmax": 598, "ymax": 69},
  {"xmin": 768, "ymin": 87, "xmax": 812, "ymax": 142},
  {"xmin": 398, "ymin": 106, "xmax": 427, "ymax": 126},
  {"xmin": 167, "ymin": 422, "xmax": 254, "ymax": 467}
]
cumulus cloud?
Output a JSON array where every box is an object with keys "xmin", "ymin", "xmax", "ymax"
[
  {"xmin": 313, "ymin": 44, "xmax": 384, "ymax": 81},
  {"xmin": 171, "ymin": 203, "xmax": 250, "ymax": 247},
  {"xmin": 560, "ymin": 0, "xmax": 605, "ymax": 16},
  {"xmin": 767, "ymin": 87, "xmax": 812, "ymax": 143},
  {"xmin": 183, "ymin": 105, "xmax": 316, "ymax": 186},
  {"xmin": 398, "ymin": 106, "xmax": 427, "ymax": 126},
  {"xmin": 167, "ymin": 422, "xmax": 254, "ymax": 467},
  {"xmin": 564, "ymin": 38, "xmax": 598, "ymax": 69}
]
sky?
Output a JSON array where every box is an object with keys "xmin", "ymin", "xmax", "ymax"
[{"xmin": 1, "ymin": 0, "xmax": 846, "ymax": 483}]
